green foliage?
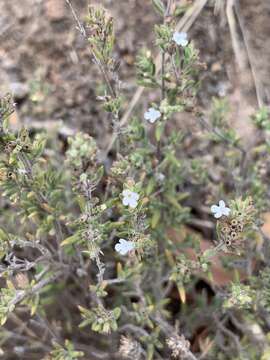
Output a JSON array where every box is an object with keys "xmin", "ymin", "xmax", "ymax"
[
  {"xmin": 0, "ymin": 2, "xmax": 269, "ymax": 359},
  {"xmin": 86, "ymin": 5, "xmax": 115, "ymax": 65},
  {"xmin": 0, "ymin": 281, "xmax": 17, "ymax": 326},
  {"xmin": 136, "ymin": 50, "xmax": 158, "ymax": 88},
  {"xmin": 251, "ymin": 106, "xmax": 270, "ymax": 130},
  {"xmin": 256, "ymin": 269, "xmax": 270, "ymax": 311},
  {"xmin": 50, "ymin": 340, "xmax": 84, "ymax": 360},
  {"xmin": 223, "ymin": 283, "xmax": 255, "ymax": 310},
  {"xmin": 152, "ymin": 0, "xmax": 166, "ymax": 16},
  {"xmin": 66, "ymin": 132, "xmax": 98, "ymax": 169},
  {"xmin": 79, "ymin": 305, "xmax": 121, "ymax": 334},
  {"xmin": 141, "ymin": 328, "xmax": 163, "ymax": 360},
  {"xmin": 214, "ymin": 197, "xmax": 256, "ymax": 255},
  {"xmin": 155, "ymin": 24, "xmax": 173, "ymax": 52}
]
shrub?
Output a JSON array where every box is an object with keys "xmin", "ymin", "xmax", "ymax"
[{"xmin": 0, "ymin": 2, "xmax": 270, "ymax": 359}]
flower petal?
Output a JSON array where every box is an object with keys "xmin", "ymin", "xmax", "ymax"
[
  {"xmin": 149, "ymin": 117, "xmax": 156, "ymax": 124},
  {"xmin": 219, "ymin": 200, "xmax": 225, "ymax": 209},
  {"xmin": 145, "ymin": 108, "xmax": 161, "ymax": 123},
  {"xmin": 144, "ymin": 111, "xmax": 150, "ymax": 120},
  {"xmin": 133, "ymin": 193, "xmax": 140, "ymax": 201},
  {"xmin": 129, "ymin": 198, "xmax": 138, "ymax": 208},
  {"xmin": 119, "ymin": 238, "xmax": 127, "ymax": 244},
  {"xmin": 214, "ymin": 211, "xmax": 222, "ymax": 219},
  {"xmin": 122, "ymin": 197, "xmax": 130, "ymax": 206},
  {"xmin": 210, "ymin": 205, "xmax": 219, "ymax": 213},
  {"xmin": 173, "ymin": 32, "xmax": 188, "ymax": 46},
  {"xmin": 115, "ymin": 239, "xmax": 134, "ymax": 255},
  {"xmin": 122, "ymin": 189, "xmax": 131, "ymax": 197},
  {"xmin": 115, "ymin": 243, "xmax": 126, "ymax": 255},
  {"xmin": 223, "ymin": 207, "xmax": 231, "ymax": 216},
  {"xmin": 179, "ymin": 38, "xmax": 188, "ymax": 46}
]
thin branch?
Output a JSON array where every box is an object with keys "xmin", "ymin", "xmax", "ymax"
[
  {"xmin": 65, "ymin": 0, "xmax": 86, "ymax": 37},
  {"xmin": 10, "ymin": 271, "xmax": 62, "ymax": 308}
]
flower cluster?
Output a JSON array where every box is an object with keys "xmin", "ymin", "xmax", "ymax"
[
  {"xmin": 119, "ymin": 335, "xmax": 142, "ymax": 360},
  {"xmin": 212, "ymin": 197, "xmax": 256, "ymax": 254},
  {"xmin": 166, "ymin": 334, "xmax": 191, "ymax": 359}
]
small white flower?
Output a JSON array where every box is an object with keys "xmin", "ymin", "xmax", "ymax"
[
  {"xmin": 144, "ymin": 107, "xmax": 161, "ymax": 124},
  {"xmin": 122, "ymin": 189, "xmax": 139, "ymax": 209},
  {"xmin": 17, "ymin": 168, "xmax": 27, "ymax": 175},
  {"xmin": 172, "ymin": 32, "xmax": 188, "ymax": 47},
  {"xmin": 115, "ymin": 239, "xmax": 135, "ymax": 255},
  {"xmin": 211, "ymin": 200, "xmax": 231, "ymax": 219}
]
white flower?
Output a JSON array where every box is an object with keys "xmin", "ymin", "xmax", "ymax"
[
  {"xmin": 17, "ymin": 168, "xmax": 27, "ymax": 175},
  {"xmin": 172, "ymin": 32, "xmax": 188, "ymax": 47},
  {"xmin": 122, "ymin": 189, "xmax": 139, "ymax": 209},
  {"xmin": 115, "ymin": 239, "xmax": 135, "ymax": 255},
  {"xmin": 144, "ymin": 107, "xmax": 161, "ymax": 124},
  {"xmin": 211, "ymin": 200, "xmax": 231, "ymax": 219}
]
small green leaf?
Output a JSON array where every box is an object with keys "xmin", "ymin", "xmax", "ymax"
[
  {"xmin": 203, "ymin": 248, "xmax": 217, "ymax": 260},
  {"xmin": 151, "ymin": 210, "xmax": 161, "ymax": 229},
  {"xmin": 0, "ymin": 228, "xmax": 9, "ymax": 242},
  {"xmin": 3, "ymin": 117, "xmax": 9, "ymax": 132},
  {"xmin": 155, "ymin": 122, "xmax": 164, "ymax": 142},
  {"xmin": 152, "ymin": 0, "xmax": 165, "ymax": 15},
  {"xmin": 164, "ymin": 194, "xmax": 182, "ymax": 211},
  {"xmin": 146, "ymin": 177, "xmax": 156, "ymax": 196},
  {"xmin": 91, "ymin": 322, "xmax": 101, "ymax": 332},
  {"xmin": 60, "ymin": 234, "xmax": 79, "ymax": 247},
  {"xmin": 102, "ymin": 322, "xmax": 110, "ymax": 333},
  {"xmin": 113, "ymin": 307, "xmax": 121, "ymax": 319}
]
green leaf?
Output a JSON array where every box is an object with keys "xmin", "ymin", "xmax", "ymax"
[
  {"xmin": 151, "ymin": 210, "xmax": 161, "ymax": 229},
  {"xmin": 30, "ymin": 294, "xmax": 39, "ymax": 316},
  {"xmin": 60, "ymin": 234, "xmax": 79, "ymax": 247},
  {"xmin": 146, "ymin": 177, "xmax": 156, "ymax": 196},
  {"xmin": 102, "ymin": 322, "xmax": 110, "ymax": 333},
  {"xmin": 147, "ymin": 344, "xmax": 154, "ymax": 360},
  {"xmin": 76, "ymin": 195, "xmax": 86, "ymax": 212},
  {"xmin": 113, "ymin": 307, "xmax": 121, "ymax": 319},
  {"xmin": 164, "ymin": 194, "xmax": 182, "ymax": 211},
  {"xmin": 203, "ymin": 248, "xmax": 217, "ymax": 260},
  {"xmin": 3, "ymin": 117, "xmax": 9, "ymax": 132},
  {"xmin": 152, "ymin": 0, "xmax": 165, "ymax": 16},
  {"xmin": 155, "ymin": 122, "xmax": 164, "ymax": 142},
  {"xmin": 0, "ymin": 316, "xmax": 7, "ymax": 326},
  {"xmin": 0, "ymin": 228, "xmax": 9, "ymax": 242},
  {"xmin": 91, "ymin": 322, "xmax": 102, "ymax": 332},
  {"xmin": 111, "ymin": 321, "xmax": 118, "ymax": 332}
]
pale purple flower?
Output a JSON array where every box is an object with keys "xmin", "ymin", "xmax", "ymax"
[
  {"xmin": 172, "ymin": 32, "xmax": 188, "ymax": 47},
  {"xmin": 122, "ymin": 189, "xmax": 139, "ymax": 209},
  {"xmin": 211, "ymin": 200, "xmax": 231, "ymax": 219},
  {"xmin": 115, "ymin": 239, "xmax": 135, "ymax": 255},
  {"xmin": 144, "ymin": 107, "xmax": 161, "ymax": 124}
]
